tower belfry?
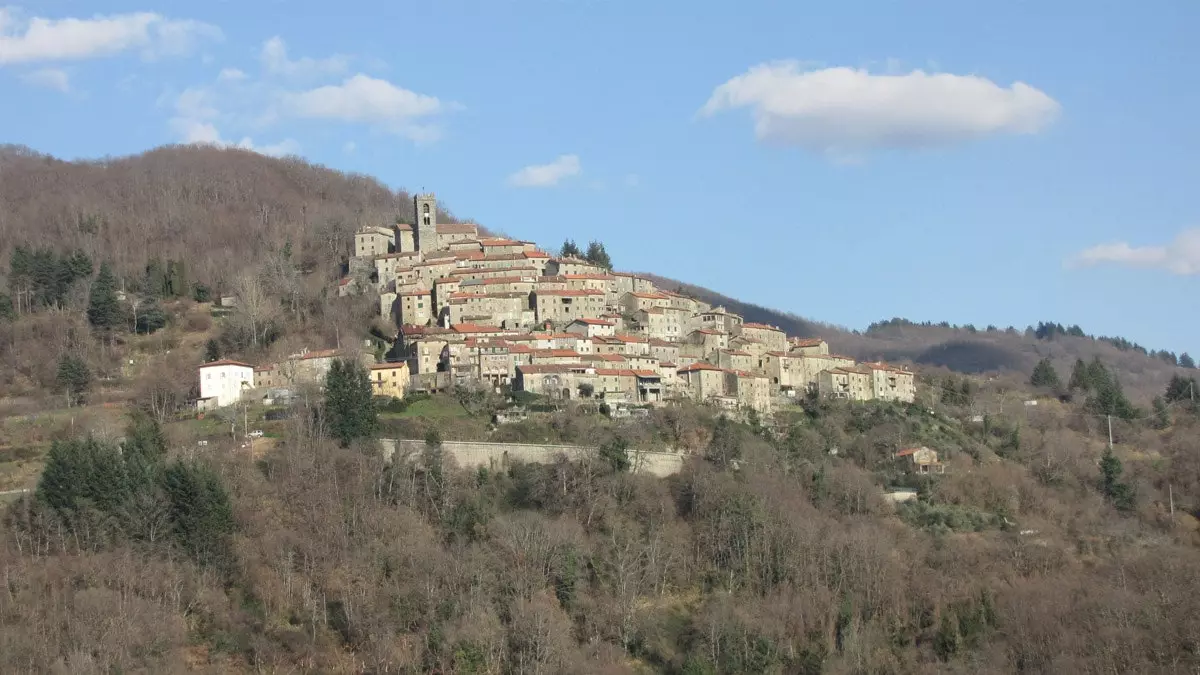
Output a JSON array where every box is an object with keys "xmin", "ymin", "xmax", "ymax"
[{"xmin": 414, "ymin": 193, "xmax": 437, "ymax": 254}]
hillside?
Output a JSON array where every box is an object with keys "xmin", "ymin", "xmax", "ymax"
[
  {"xmin": 3, "ymin": 145, "xmax": 1200, "ymax": 672},
  {"xmin": 2, "ymin": 144, "xmax": 1190, "ymax": 402}
]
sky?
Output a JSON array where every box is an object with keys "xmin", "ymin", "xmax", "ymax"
[{"xmin": 2, "ymin": 1, "xmax": 1198, "ymax": 356}]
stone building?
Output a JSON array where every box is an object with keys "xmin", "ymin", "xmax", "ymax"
[
  {"xmin": 398, "ymin": 289, "xmax": 433, "ymax": 327},
  {"xmin": 736, "ymin": 322, "xmax": 787, "ymax": 353},
  {"xmin": 818, "ymin": 365, "xmax": 873, "ymax": 400},
  {"xmin": 355, "ymin": 225, "xmax": 394, "ymax": 258},
  {"xmin": 565, "ymin": 317, "xmax": 616, "ymax": 338},
  {"xmin": 534, "ymin": 289, "xmax": 606, "ymax": 324}
]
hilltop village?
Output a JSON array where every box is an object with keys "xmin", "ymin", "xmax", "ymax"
[{"xmin": 199, "ymin": 194, "xmax": 915, "ymax": 414}]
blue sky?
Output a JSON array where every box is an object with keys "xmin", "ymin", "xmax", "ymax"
[{"xmin": 3, "ymin": 1, "xmax": 1199, "ymax": 356}]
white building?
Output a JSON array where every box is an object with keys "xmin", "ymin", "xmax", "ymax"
[{"xmin": 197, "ymin": 360, "xmax": 255, "ymax": 408}]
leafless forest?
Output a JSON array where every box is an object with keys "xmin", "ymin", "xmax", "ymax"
[{"xmin": 1, "ymin": 145, "xmax": 1199, "ymax": 673}]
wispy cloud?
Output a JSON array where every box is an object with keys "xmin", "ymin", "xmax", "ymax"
[
  {"xmin": 508, "ymin": 154, "xmax": 582, "ymax": 188},
  {"xmin": 19, "ymin": 67, "xmax": 69, "ymax": 91},
  {"xmin": 1067, "ymin": 229, "xmax": 1200, "ymax": 275},
  {"xmin": 700, "ymin": 61, "xmax": 1060, "ymax": 159},
  {"xmin": 217, "ymin": 67, "xmax": 246, "ymax": 82},
  {"xmin": 283, "ymin": 74, "xmax": 452, "ymax": 142},
  {"xmin": 165, "ymin": 86, "xmax": 297, "ymax": 157},
  {"xmin": 260, "ymin": 36, "xmax": 347, "ymax": 79},
  {"xmin": 0, "ymin": 8, "xmax": 220, "ymax": 64}
]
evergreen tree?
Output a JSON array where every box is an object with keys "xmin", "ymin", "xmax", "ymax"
[
  {"xmin": 64, "ymin": 250, "xmax": 93, "ymax": 280},
  {"xmin": 1165, "ymin": 374, "xmax": 1195, "ymax": 403},
  {"xmin": 1152, "ymin": 396, "xmax": 1170, "ymax": 429},
  {"xmin": 1085, "ymin": 364, "xmax": 1137, "ymax": 421},
  {"xmin": 161, "ymin": 460, "xmax": 235, "ymax": 567},
  {"xmin": 1068, "ymin": 358, "xmax": 1091, "ymax": 391},
  {"xmin": 584, "ymin": 240, "xmax": 613, "ymax": 269},
  {"xmin": 204, "ymin": 338, "xmax": 222, "ymax": 362},
  {"xmin": 192, "ymin": 283, "xmax": 212, "ymax": 303},
  {"xmin": 56, "ymin": 354, "xmax": 92, "ymax": 406},
  {"xmin": 1180, "ymin": 352, "xmax": 1196, "ymax": 369},
  {"xmin": 0, "ymin": 292, "xmax": 13, "ymax": 322},
  {"xmin": 166, "ymin": 259, "xmax": 188, "ymax": 297},
  {"xmin": 134, "ymin": 298, "xmax": 168, "ymax": 334},
  {"xmin": 35, "ymin": 437, "xmax": 130, "ymax": 517},
  {"xmin": 324, "ymin": 358, "xmax": 378, "ymax": 447},
  {"xmin": 87, "ymin": 262, "xmax": 123, "ymax": 330},
  {"xmin": 598, "ymin": 437, "xmax": 631, "ymax": 473},
  {"xmin": 144, "ymin": 258, "xmax": 167, "ymax": 297},
  {"xmin": 560, "ymin": 239, "xmax": 581, "ymax": 258},
  {"xmin": 1099, "ymin": 447, "xmax": 1135, "ymax": 512},
  {"xmin": 706, "ymin": 416, "xmax": 742, "ymax": 467},
  {"xmin": 1029, "ymin": 358, "xmax": 1062, "ymax": 389}
]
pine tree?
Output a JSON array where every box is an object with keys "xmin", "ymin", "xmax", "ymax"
[
  {"xmin": 1068, "ymin": 358, "xmax": 1091, "ymax": 391},
  {"xmin": 1180, "ymin": 353, "xmax": 1196, "ymax": 369},
  {"xmin": 204, "ymin": 338, "xmax": 222, "ymax": 362},
  {"xmin": 584, "ymin": 240, "xmax": 613, "ymax": 269},
  {"xmin": 56, "ymin": 354, "xmax": 92, "ymax": 406},
  {"xmin": 161, "ymin": 460, "xmax": 235, "ymax": 567},
  {"xmin": 560, "ymin": 239, "xmax": 581, "ymax": 258},
  {"xmin": 1029, "ymin": 358, "xmax": 1062, "ymax": 389},
  {"xmin": 324, "ymin": 358, "xmax": 378, "ymax": 447},
  {"xmin": 35, "ymin": 437, "xmax": 129, "ymax": 517},
  {"xmin": 1152, "ymin": 396, "xmax": 1170, "ymax": 429},
  {"xmin": 87, "ymin": 262, "xmax": 123, "ymax": 330},
  {"xmin": 134, "ymin": 298, "xmax": 168, "ymax": 334},
  {"xmin": 1099, "ymin": 447, "xmax": 1134, "ymax": 512},
  {"xmin": 1165, "ymin": 374, "xmax": 1196, "ymax": 404}
]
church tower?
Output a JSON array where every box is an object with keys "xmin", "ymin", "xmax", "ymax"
[{"xmin": 414, "ymin": 193, "xmax": 437, "ymax": 254}]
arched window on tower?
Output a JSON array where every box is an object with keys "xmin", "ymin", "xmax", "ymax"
[{"xmin": 422, "ymin": 203, "xmax": 431, "ymax": 226}]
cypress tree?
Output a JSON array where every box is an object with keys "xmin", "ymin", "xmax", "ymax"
[
  {"xmin": 87, "ymin": 262, "xmax": 123, "ymax": 330},
  {"xmin": 324, "ymin": 358, "xmax": 378, "ymax": 447},
  {"xmin": 560, "ymin": 239, "xmax": 581, "ymax": 257}
]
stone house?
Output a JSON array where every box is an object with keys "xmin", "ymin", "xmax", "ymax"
[
  {"xmin": 788, "ymin": 337, "xmax": 829, "ymax": 355},
  {"xmin": 688, "ymin": 307, "xmax": 744, "ymax": 335},
  {"xmin": 621, "ymin": 291, "xmax": 671, "ymax": 315},
  {"xmin": 369, "ymin": 361, "xmax": 410, "ymax": 399},
  {"xmin": 818, "ymin": 365, "xmax": 873, "ymax": 400},
  {"xmin": 866, "ymin": 362, "xmax": 917, "ymax": 403},
  {"xmin": 399, "ymin": 289, "xmax": 433, "ymax": 327},
  {"xmin": 534, "ymin": 289, "xmax": 606, "ymax": 324},
  {"xmin": 677, "ymin": 362, "xmax": 728, "ymax": 403},
  {"xmin": 354, "ymin": 225, "xmax": 394, "ymax": 258},
  {"xmin": 480, "ymin": 238, "xmax": 530, "ymax": 256},
  {"xmin": 686, "ymin": 329, "xmax": 729, "ymax": 356},
  {"xmin": 515, "ymin": 364, "xmax": 596, "ymax": 399},
  {"xmin": 648, "ymin": 338, "xmax": 680, "ymax": 364},
  {"xmin": 565, "ymin": 317, "xmax": 616, "ymax": 338},
  {"xmin": 714, "ymin": 349, "xmax": 755, "ymax": 373},
  {"xmin": 379, "ymin": 291, "xmax": 397, "ymax": 322},
  {"xmin": 545, "ymin": 257, "xmax": 609, "ymax": 277},
  {"xmin": 394, "ymin": 223, "xmax": 415, "ymax": 252},
  {"xmin": 458, "ymin": 276, "xmax": 537, "ymax": 296},
  {"xmin": 633, "ymin": 307, "xmax": 683, "ymax": 342},
  {"xmin": 736, "ymin": 322, "xmax": 787, "ymax": 353},
  {"xmin": 445, "ymin": 292, "xmax": 528, "ymax": 329},
  {"xmin": 896, "ymin": 446, "xmax": 944, "ymax": 474},
  {"xmin": 436, "ymin": 222, "xmax": 480, "ymax": 249},
  {"xmin": 726, "ymin": 370, "xmax": 772, "ymax": 412}
]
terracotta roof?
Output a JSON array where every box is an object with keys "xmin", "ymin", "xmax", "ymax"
[
  {"xmin": 517, "ymin": 364, "xmax": 577, "ymax": 374},
  {"xmin": 536, "ymin": 289, "xmax": 605, "ymax": 297},
  {"xmin": 790, "ymin": 337, "xmax": 826, "ymax": 347},
  {"xmin": 524, "ymin": 250, "xmax": 550, "ymax": 259},
  {"xmin": 451, "ymin": 323, "xmax": 511, "ymax": 334},
  {"xmin": 199, "ymin": 359, "xmax": 254, "ymax": 369},
  {"xmin": 400, "ymin": 290, "xmax": 431, "ymax": 297},
  {"xmin": 896, "ymin": 447, "xmax": 929, "ymax": 457},
  {"xmin": 370, "ymin": 362, "xmax": 407, "ymax": 370},
  {"xmin": 571, "ymin": 318, "xmax": 614, "ymax": 326},
  {"xmin": 583, "ymin": 353, "xmax": 627, "ymax": 362},
  {"xmin": 610, "ymin": 333, "xmax": 648, "ymax": 343},
  {"xmin": 659, "ymin": 361, "xmax": 677, "ymax": 368},
  {"xmin": 507, "ymin": 344, "xmax": 533, "ymax": 354},
  {"xmin": 461, "ymin": 276, "xmax": 536, "ymax": 286},
  {"xmin": 437, "ymin": 222, "xmax": 479, "ymax": 235},
  {"xmin": 594, "ymin": 368, "xmax": 658, "ymax": 378},
  {"xmin": 563, "ymin": 273, "xmax": 614, "ymax": 280},
  {"xmin": 338, "ymin": 277, "xmax": 352, "ymax": 286},
  {"xmin": 531, "ymin": 349, "xmax": 582, "ymax": 358},
  {"xmin": 678, "ymin": 363, "xmax": 724, "ymax": 373},
  {"xmin": 722, "ymin": 350, "xmax": 752, "ymax": 356},
  {"xmin": 628, "ymin": 291, "xmax": 668, "ymax": 299},
  {"xmin": 741, "ymin": 322, "xmax": 782, "ymax": 331},
  {"xmin": 395, "ymin": 223, "xmax": 413, "ymax": 231},
  {"xmin": 480, "ymin": 238, "xmax": 523, "ymax": 246}
]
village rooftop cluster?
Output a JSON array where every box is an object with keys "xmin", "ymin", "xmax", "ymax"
[{"xmin": 197, "ymin": 194, "xmax": 915, "ymax": 414}]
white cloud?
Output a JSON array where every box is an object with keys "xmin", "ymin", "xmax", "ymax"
[
  {"xmin": 508, "ymin": 155, "xmax": 582, "ymax": 188},
  {"xmin": 217, "ymin": 67, "xmax": 246, "ymax": 82},
  {"xmin": 1068, "ymin": 229, "xmax": 1200, "ymax": 276},
  {"xmin": 700, "ymin": 61, "xmax": 1060, "ymax": 157},
  {"xmin": 0, "ymin": 8, "xmax": 220, "ymax": 65},
  {"xmin": 284, "ymin": 74, "xmax": 450, "ymax": 141},
  {"xmin": 260, "ymin": 36, "xmax": 347, "ymax": 78},
  {"xmin": 163, "ymin": 85, "xmax": 297, "ymax": 156},
  {"xmin": 19, "ymin": 67, "xmax": 68, "ymax": 91},
  {"xmin": 236, "ymin": 136, "xmax": 300, "ymax": 157}
]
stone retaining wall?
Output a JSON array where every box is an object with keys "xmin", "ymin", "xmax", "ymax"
[{"xmin": 379, "ymin": 439, "xmax": 684, "ymax": 477}]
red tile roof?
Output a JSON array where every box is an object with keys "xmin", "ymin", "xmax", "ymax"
[
  {"xmin": 199, "ymin": 359, "xmax": 254, "ymax": 369},
  {"xmin": 570, "ymin": 318, "xmax": 614, "ymax": 326},
  {"xmin": 678, "ymin": 363, "xmax": 724, "ymax": 374},
  {"xmin": 437, "ymin": 222, "xmax": 479, "ymax": 235},
  {"xmin": 628, "ymin": 291, "xmax": 668, "ymax": 299},
  {"xmin": 789, "ymin": 337, "xmax": 826, "ymax": 347},
  {"xmin": 536, "ymin": 289, "xmax": 605, "ymax": 297}
]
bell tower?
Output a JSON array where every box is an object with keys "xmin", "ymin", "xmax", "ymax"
[{"xmin": 414, "ymin": 193, "xmax": 437, "ymax": 254}]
